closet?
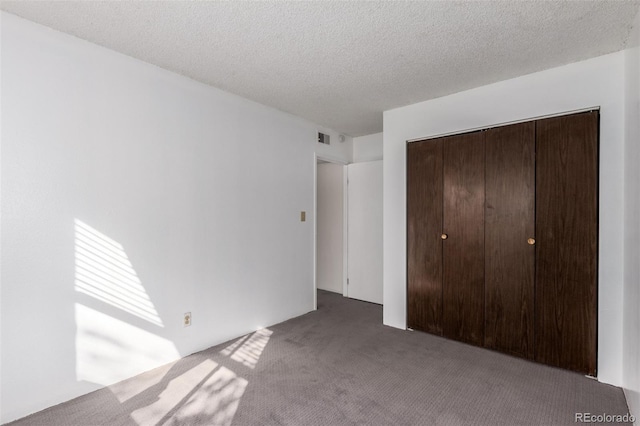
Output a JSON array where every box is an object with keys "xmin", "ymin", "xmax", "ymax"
[{"xmin": 407, "ymin": 110, "xmax": 598, "ymax": 375}]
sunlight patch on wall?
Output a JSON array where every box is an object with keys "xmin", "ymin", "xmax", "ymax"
[
  {"xmin": 74, "ymin": 219, "xmax": 163, "ymax": 327},
  {"xmin": 75, "ymin": 303, "xmax": 179, "ymax": 386},
  {"xmin": 220, "ymin": 328, "xmax": 273, "ymax": 369}
]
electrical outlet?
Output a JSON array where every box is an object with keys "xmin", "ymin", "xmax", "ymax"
[{"xmin": 184, "ymin": 312, "xmax": 191, "ymax": 327}]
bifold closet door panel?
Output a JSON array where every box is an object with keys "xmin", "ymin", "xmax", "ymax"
[
  {"xmin": 407, "ymin": 139, "xmax": 443, "ymax": 333},
  {"xmin": 485, "ymin": 122, "xmax": 535, "ymax": 358},
  {"xmin": 535, "ymin": 111, "xmax": 598, "ymax": 375},
  {"xmin": 442, "ymin": 132, "xmax": 485, "ymax": 345}
]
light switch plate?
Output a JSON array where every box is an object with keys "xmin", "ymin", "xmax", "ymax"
[{"xmin": 301, "ymin": 211, "xmax": 306, "ymax": 222}]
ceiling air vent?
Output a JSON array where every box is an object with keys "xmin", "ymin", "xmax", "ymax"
[{"xmin": 318, "ymin": 132, "xmax": 330, "ymax": 145}]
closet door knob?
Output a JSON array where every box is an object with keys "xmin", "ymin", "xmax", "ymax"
[
  {"xmin": 441, "ymin": 233, "xmax": 448, "ymax": 240},
  {"xmin": 527, "ymin": 238, "xmax": 536, "ymax": 245}
]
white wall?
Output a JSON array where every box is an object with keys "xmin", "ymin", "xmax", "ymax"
[
  {"xmin": 316, "ymin": 163, "xmax": 344, "ymax": 295},
  {"xmin": 316, "ymin": 131, "xmax": 353, "ymax": 164},
  {"xmin": 353, "ymin": 132, "xmax": 383, "ymax": 162},
  {"xmin": 623, "ymin": 8, "xmax": 640, "ymax": 421},
  {"xmin": 0, "ymin": 12, "xmax": 4, "ymax": 423},
  {"xmin": 383, "ymin": 51, "xmax": 626, "ymax": 387},
  {"xmin": 0, "ymin": 12, "xmax": 351, "ymax": 423}
]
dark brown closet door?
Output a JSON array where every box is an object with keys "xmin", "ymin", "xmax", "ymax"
[
  {"xmin": 485, "ymin": 122, "xmax": 535, "ymax": 358},
  {"xmin": 535, "ymin": 111, "xmax": 598, "ymax": 375},
  {"xmin": 442, "ymin": 132, "xmax": 485, "ymax": 345},
  {"xmin": 407, "ymin": 139, "xmax": 443, "ymax": 333}
]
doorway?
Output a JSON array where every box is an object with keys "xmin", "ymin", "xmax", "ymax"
[{"xmin": 314, "ymin": 157, "xmax": 347, "ymax": 309}]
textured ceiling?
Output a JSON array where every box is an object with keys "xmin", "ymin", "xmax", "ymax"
[{"xmin": 1, "ymin": 1, "xmax": 639, "ymax": 136}]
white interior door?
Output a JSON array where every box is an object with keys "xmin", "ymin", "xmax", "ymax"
[{"xmin": 347, "ymin": 160, "xmax": 383, "ymax": 304}]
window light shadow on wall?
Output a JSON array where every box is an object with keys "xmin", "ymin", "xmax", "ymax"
[
  {"xmin": 220, "ymin": 328, "xmax": 273, "ymax": 369},
  {"xmin": 74, "ymin": 219, "xmax": 163, "ymax": 327},
  {"xmin": 74, "ymin": 219, "xmax": 178, "ymax": 387},
  {"xmin": 75, "ymin": 303, "xmax": 179, "ymax": 386},
  {"xmin": 73, "ymin": 219, "xmax": 266, "ymax": 424}
]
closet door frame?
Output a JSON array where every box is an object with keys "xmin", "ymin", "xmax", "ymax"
[{"xmin": 406, "ymin": 108, "xmax": 599, "ymax": 376}]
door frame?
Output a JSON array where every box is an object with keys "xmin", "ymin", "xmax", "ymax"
[
  {"xmin": 313, "ymin": 154, "xmax": 348, "ymax": 310},
  {"xmin": 405, "ymin": 107, "xmax": 600, "ymax": 375}
]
